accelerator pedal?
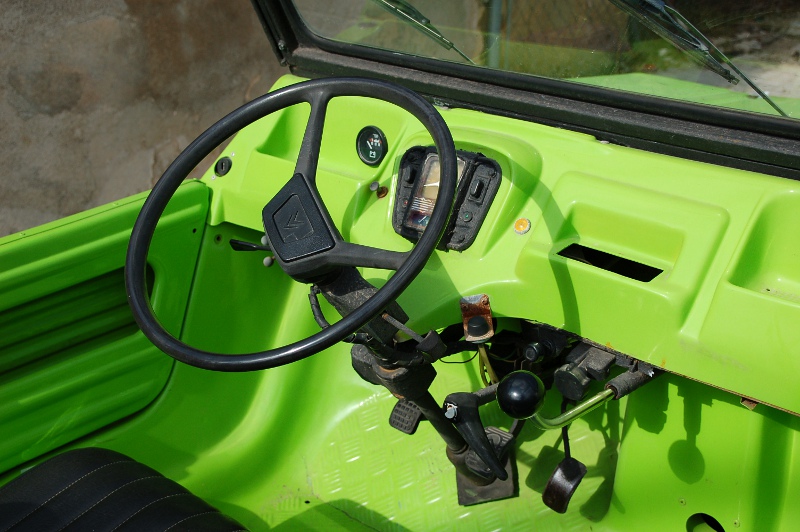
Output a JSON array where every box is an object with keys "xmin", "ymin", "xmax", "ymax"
[
  {"xmin": 542, "ymin": 401, "xmax": 587, "ymax": 513},
  {"xmin": 389, "ymin": 399, "xmax": 425, "ymax": 434},
  {"xmin": 543, "ymin": 457, "xmax": 587, "ymax": 513}
]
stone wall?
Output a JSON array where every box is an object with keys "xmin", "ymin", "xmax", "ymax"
[{"xmin": 1, "ymin": 0, "xmax": 284, "ymax": 236}]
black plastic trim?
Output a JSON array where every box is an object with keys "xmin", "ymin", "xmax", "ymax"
[
  {"xmin": 300, "ymin": 40, "xmax": 800, "ymax": 139},
  {"xmin": 250, "ymin": 0, "xmax": 294, "ymax": 66}
]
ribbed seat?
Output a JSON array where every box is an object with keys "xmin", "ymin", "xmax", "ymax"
[{"xmin": 0, "ymin": 448, "xmax": 246, "ymax": 531}]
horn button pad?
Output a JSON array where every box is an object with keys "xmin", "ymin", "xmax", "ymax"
[{"xmin": 263, "ymin": 173, "xmax": 335, "ymax": 262}]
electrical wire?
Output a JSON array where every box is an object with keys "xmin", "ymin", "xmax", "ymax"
[{"xmin": 440, "ymin": 351, "xmax": 478, "ymax": 364}]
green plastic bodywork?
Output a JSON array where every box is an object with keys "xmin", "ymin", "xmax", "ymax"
[
  {"xmin": 0, "ymin": 183, "xmax": 207, "ymax": 473},
  {"xmin": 1, "ymin": 73, "xmax": 800, "ymax": 530},
  {"xmin": 577, "ymin": 71, "xmax": 800, "ymax": 117}
]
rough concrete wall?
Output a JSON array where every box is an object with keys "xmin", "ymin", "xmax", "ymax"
[{"xmin": 1, "ymin": 0, "xmax": 285, "ymax": 237}]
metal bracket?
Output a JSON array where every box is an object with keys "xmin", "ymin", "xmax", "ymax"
[{"xmin": 460, "ymin": 294, "xmax": 494, "ymax": 342}]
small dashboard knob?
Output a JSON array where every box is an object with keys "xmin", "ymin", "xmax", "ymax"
[{"xmin": 467, "ymin": 316, "xmax": 490, "ymax": 338}]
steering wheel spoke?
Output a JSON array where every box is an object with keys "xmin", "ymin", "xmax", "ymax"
[
  {"xmin": 293, "ymin": 90, "xmax": 330, "ymax": 183},
  {"xmin": 324, "ymin": 242, "xmax": 409, "ymax": 271}
]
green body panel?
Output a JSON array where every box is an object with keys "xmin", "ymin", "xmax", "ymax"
[
  {"xmin": 0, "ymin": 182, "xmax": 208, "ymax": 473},
  {"xmin": 1, "ymin": 74, "xmax": 799, "ymax": 530},
  {"xmin": 577, "ymin": 71, "xmax": 800, "ymax": 117}
]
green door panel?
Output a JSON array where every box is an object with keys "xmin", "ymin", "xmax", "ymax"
[{"xmin": 0, "ymin": 182, "xmax": 208, "ymax": 473}]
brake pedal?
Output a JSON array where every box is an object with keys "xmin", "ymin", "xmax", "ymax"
[{"xmin": 389, "ymin": 399, "xmax": 424, "ymax": 434}]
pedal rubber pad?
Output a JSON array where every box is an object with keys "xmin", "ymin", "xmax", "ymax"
[
  {"xmin": 389, "ymin": 399, "xmax": 424, "ymax": 434},
  {"xmin": 542, "ymin": 457, "xmax": 587, "ymax": 513}
]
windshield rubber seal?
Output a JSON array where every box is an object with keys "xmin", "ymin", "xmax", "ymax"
[
  {"xmin": 275, "ymin": 0, "xmax": 800, "ymax": 139},
  {"xmin": 293, "ymin": 45, "xmax": 800, "ymax": 179},
  {"xmin": 256, "ymin": 0, "xmax": 800, "ymax": 179}
]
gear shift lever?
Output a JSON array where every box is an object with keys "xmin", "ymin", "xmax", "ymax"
[{"xmin": 443, "ymin": 384, "xmax": 509, "ymax": 480}]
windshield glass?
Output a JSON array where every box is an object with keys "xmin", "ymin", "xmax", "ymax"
[{"xmin": 291, "ymin": 0, "xmax": 800, "ymax": 119}]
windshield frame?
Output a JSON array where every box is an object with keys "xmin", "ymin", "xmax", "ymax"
[{"xmin": 254, "ymin": 0, "xmax": 800, "ymax": 180}]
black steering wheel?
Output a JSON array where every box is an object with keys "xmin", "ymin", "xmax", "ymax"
[{"xmin": 125, "ymin": 77, "xmax": 457, "ymax": 371}]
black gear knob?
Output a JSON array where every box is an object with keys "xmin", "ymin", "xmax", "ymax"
[{"xmin": 497, "ymin": 370, "xmax": 546, "ymax": 419}]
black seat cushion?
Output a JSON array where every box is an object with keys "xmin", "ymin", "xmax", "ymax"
[{"xmin": 0, "ymin": 448, "xmax": 247, "ymax": 531}]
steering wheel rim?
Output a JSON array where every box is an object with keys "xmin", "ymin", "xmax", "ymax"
[{"xmin": 125, "ymin": 77, "xmax": 458, "ymax": 371}]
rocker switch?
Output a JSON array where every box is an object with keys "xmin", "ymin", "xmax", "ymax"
[{"xmin": 469, "ymin": 179, "xmax": 484, "ymax": 200}]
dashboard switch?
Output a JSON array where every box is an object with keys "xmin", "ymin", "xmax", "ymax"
[
  {"xmin": 470, "ymin": 179, "xmax": 484, "ymax": 199},
  {"xmin": 393, "ymin": 146, "xmax": 501, "ymax": 251}
]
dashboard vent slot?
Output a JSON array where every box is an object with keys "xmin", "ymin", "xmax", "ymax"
[{"xmin": 558, "ymin": 244, "xmax": 662, "ymax": 282}]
